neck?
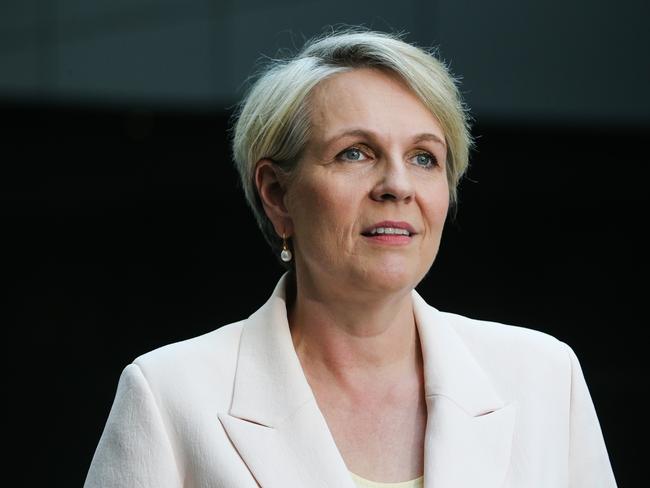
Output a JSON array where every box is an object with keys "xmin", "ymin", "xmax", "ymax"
[{"xmin": 287, "ymin": 270, "xmax": 422, "ymax": 391}]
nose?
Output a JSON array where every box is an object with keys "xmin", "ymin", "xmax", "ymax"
[{"xmin": 370, "ymin": 156, "xmax": 415, "ymax": 203}]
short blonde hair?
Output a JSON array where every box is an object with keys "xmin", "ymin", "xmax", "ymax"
[{"xmin": 231, "ymin": 27, "xmax": 474, "ymax": 260}]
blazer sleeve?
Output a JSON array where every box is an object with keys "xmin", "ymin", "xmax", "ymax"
[
  {"xmin": 565, "ymin": 344, "xmax": 617, "ymax": 488},
  {"xmin": 84, "ymin": 363, "xmax": 182, "ymax": 488}
]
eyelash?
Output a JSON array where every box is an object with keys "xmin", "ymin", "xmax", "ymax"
[{"xmin": 336, "ymin": 146, "xmax": 439, "ymax": 169}]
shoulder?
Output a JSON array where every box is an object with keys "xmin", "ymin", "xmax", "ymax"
[
  {"xmin": 128, "ymin": 320, "xmax": 246, "ymax": 398},
  {"xmin": 439, "ymin": 310, "xmax": 574, "ymax": 395},
  {"xmin": 442, "ymin": 310, "xmax": 571, "ymax": 358},
  {"xmin": 135, "ymin": 319, "xmax": 245, "ymax": 367}
]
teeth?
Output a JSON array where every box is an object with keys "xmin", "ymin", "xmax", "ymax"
[{"xmin": 369, "ymin": 227, "xmax": 410, "ymax": 236}]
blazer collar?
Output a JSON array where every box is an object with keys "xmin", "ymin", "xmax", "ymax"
[
  {"xmin": 411, "ymin": 290, "xmax": 505, "ymax": 415},
  {"xmin": 218, "ymin": 274, "xmax": 515, "ymax": 487}
]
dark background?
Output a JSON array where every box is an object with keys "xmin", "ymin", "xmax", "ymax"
[{"xmin": 3, "ymin": 1, "xmax": 648, "ymax": 486}]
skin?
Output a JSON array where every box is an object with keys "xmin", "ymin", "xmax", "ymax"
[{"xmin": 255, "ymin": 67, "xmax": 450, "ymax": 482}]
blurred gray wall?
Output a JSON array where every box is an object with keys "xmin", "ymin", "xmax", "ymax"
[{"xmin": 1, "ymin": 0, "xmax": 648, "ymax": 123}]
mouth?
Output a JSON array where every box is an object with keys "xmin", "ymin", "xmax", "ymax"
[
  {"xmin": 362, "ymin": 227, "xmax": 412, "ymax": 237},
  {"xmin": 361, "ymin": 221, "xmax": 417, "ymax": 239}
]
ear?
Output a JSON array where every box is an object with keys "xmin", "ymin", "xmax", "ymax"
[{"xmin": 254, "ymin": 158, "xmax": 294, "ymax": 236}]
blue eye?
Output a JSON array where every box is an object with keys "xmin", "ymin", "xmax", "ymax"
[
  {"xmin": 412, "ymin": 152, "xmax": 437, "ymax": 168},
  {"xmin": 339, "ymin": 147, "xmax": 367, "ymax": 161}
]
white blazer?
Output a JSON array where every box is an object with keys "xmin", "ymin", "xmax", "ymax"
[{"xmin": 84, "ymin": 274, "xmax": 617, "ymax": 487}]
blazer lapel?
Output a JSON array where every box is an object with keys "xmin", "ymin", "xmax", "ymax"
[
  {"xmin": 218, "ymin": 275, "xmax": 356, "ymax": 488},
  {"xmin": 413, "ymin": 290, "xmax": 516, "ymax": 488},
  {"xmin": 219, "ymin": 275, "xmax": 515, "ymax": 488}
]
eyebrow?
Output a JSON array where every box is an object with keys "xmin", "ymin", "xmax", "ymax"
[{"xmin": 323, "ymin": 128, "xmax": 447, "ymax": 150}]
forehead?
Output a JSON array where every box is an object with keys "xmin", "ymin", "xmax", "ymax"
[{"xmin": 308, "ymin": 67, "xmax": 445, "ymax": 143}]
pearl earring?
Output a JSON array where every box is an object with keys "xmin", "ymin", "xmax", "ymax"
[{"xmin": 280, "ymin": 233, "xmax": 292, "ymax": 262}]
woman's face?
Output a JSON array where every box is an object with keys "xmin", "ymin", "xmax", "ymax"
[{"xmin": 285, "ymin": 68, "xmax": 449, "ymax": 296}]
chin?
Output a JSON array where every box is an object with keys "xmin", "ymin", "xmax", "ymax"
[{"xmin": 356, "ymin": 259, "xmax": 422, "ymax": 295}]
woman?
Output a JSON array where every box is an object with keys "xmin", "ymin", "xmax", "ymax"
[{"xmin": 84, "ymin": 29, "xmax": 617, "ymax": 487}]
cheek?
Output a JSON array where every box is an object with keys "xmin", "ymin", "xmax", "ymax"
[
  {"xmin": 288, "ymin": 180, "xmax": 358, "ymax": 262},
  {"xmin": 421, "ymin": 182, "xmax": 450, "ymax": 226},
  {"xmin": 291, "ymin": 175, "xmax": 357, "ymax": 229}
]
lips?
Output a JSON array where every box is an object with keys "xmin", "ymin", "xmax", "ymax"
[{"xmin": 361, "ymin": 220, "xmax": 417, "ymax": 237}]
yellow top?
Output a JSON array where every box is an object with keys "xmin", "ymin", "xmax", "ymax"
[{"xmin": 349, "ymin": 471, "xmax": 424, "ymax": 488}]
